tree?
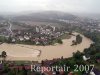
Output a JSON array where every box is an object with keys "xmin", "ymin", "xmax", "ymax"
[
  {"xmin": 1, "ymin": 51, "xmax": 7, "ymax": 61},
  {"xmin": 76, "ymin": 35, "xmax": 82, "ymax": 44},
  {"xmin": 71, "ymin": 35, "xmax": 82, "ymax": 46},
  {"xmin": 57, "ymin": 39, "xmax": 63, "ymax": 44},
  {"xmin": 7, "ymin": 36, "xmax": 12, "ymax": 43},
  {"xmin": 73, "ymin": 51, "xmax": 82, "ymax": 60},
  {"xmin": 0, "ymin": 36, "xmax": 6, "ymax": 43}
]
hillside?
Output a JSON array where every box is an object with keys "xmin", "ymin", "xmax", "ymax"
[{"xmin": 12, "ymin": 11, "xmax": 77, "ymax": 22}]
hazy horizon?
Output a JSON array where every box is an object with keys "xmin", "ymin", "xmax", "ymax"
[{"xmin": 0, "ymin": 0, "xmax": 100, "ymax": 15}]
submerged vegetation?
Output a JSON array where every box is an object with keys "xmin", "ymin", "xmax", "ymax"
[{"xmin": 72, "ymin": 34, "xmax": 82, "ymax": 46}]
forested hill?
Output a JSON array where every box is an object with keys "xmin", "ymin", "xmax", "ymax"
[{"xmin": 12, "ymin": 11, "xmax": 77, "ymax": 22}]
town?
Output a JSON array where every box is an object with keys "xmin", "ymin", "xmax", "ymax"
[{"xmin": 0, "ymin": 21, "xmax": 68, "ymax": 45}]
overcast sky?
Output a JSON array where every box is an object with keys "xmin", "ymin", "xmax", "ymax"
[{"xmin": 0, "ymin": 0, "xmax": 100, "ymax": 14}]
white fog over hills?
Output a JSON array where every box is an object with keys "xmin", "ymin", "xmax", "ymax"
[
  {"xmin": 12, "ymin": 11, "xmax": 77, "ymax": 22},
  {"xmin": 0, "ymin": 11, "xmax": 100, "ymax": 23}
]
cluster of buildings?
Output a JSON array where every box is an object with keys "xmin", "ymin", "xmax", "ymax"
[
  {"xmin": 73, "ymin": 19, "xmax": 100, "ymax": 33},
  {"xmin": 0, "ymin": 21, "xmax": 66, "ymax": 45},
  {"xmin": 61, "ymin": 19, "xmax": 100, "ymax": 33}
]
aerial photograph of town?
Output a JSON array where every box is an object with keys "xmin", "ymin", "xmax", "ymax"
[{"xmin": 0, "ymin": 0, "xmax": 100, "ymax": 75}]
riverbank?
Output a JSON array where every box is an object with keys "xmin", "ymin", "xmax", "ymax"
[{"xmin": 0, "ymin": 32, "xmax": 93, "ymax": 62}]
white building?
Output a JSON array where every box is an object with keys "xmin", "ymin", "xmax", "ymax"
[
  {"xmin": 36, "ymin": 27, "xmax": 39, "ymax": 33},
  {"xmin": 90, "ymin": 71, "xmax": 95, "ymax": 75},
  {"xmin": 83, "ymin": 55, "xmax": 90, "ymax": 61},
  {"xmin": 12, "ymin": 38, "xmax": 16, "ymax": 42},
  {"xmin": 24, "ymin": 35, "xmax": 30, "ymax": 40},
  {"xmin": 19, "ymin": 36, "xmax": 24, "ymax": 41}
]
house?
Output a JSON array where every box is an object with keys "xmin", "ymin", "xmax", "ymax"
[
  {"xmin": 12, "ymin": 38, "xmax": 16, "ymax": 43},
  {"xmin": 36, "ymin": 41, "xmax": 40, "ymax": 45},
  {"xmin": 52, "ymin": 26, "xmax": 56, "ymax": 32},
  {"xmin": 24, "ymin": 35, "xmax": 30, "ymax": 40},
  {"xmin": 36, "ymin": 27, "xmax": 40, "ymax": 33},
  {"xmin": 19, "ymin": 36, "xmax": 24, "ymax": 41},
  {"xmin": 83, "ymin": 55, "xmax": 90, "ymax": 61},
  {"xmin": 90, "ymin": 71, "xmax": 95, "ymax": 75}
]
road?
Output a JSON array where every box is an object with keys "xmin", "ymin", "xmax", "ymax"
[{"xmin": 7, "ymin": 20, "xmax": 13, "ymax": 36}]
